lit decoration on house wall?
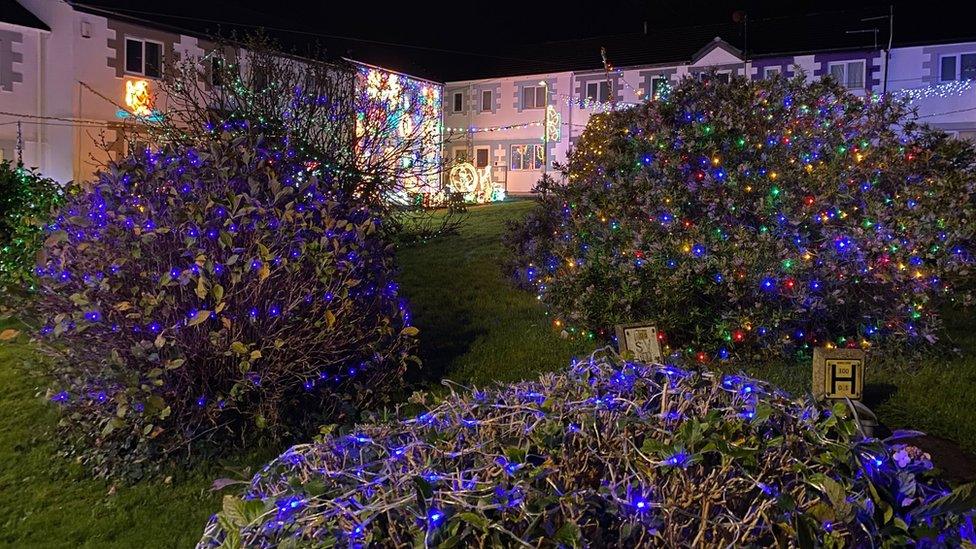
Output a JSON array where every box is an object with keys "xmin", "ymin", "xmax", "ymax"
[
  {"xmin": 448, "ymin": 161, "xmax": 504, "ymax": 203},
  {"xmin": 545, "ymin": 104, "xmax": 561, "ymax": 142},
  {"xmin": 125, "ymin": 80, "xmax": 152, "ymax": 116},
  {"xmin": 116, "ymin": 79, "xmax": 163, "ymax": 122},
  {"xmin": 893, "ymin": 80, "xmax": 975, "ymax": 103},
  {"xmin": 356, "ymin": 67, "xmax": 442, "ymax": 202}
]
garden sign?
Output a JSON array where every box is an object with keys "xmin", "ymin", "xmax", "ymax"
[
  {"xmin": 812, "ymin": 347, "xmax": 865, "ymax": 401},
  {"xmin": 615, "ymin": 323, "xmax": 663, "ymax": 365}
]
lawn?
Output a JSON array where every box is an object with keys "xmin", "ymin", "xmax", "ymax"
[{"xmin": 0, "ymin": 199, "xmax": 972, "ymax": 547}]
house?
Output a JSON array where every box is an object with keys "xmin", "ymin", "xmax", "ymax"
[
  {"xmin": 443, "ymin": 25, "xmax": 976, "ymax": 196},
  {"xmin": 0, "ymin": 0, "xmax": 443, "ymax": 188}
]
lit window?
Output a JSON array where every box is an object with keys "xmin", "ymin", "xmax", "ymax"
[
  {"xmin": 585, "ymin": 81, "xmax": 610, "ymax": 103},
  {"xmin": 522, "ymin": 85, "xmax": 547, "ymax": 109},
  {"xmin": 940, "ymin": 53, "xmax": 976, "ymax": 81},
  {"xmin": 510, "ymin": 144, "xmax": 545, "ymax": 170},
  {"xmin": 125, "ymin": 38, "xmax": 162, "ymax": 78},
  {"xmin": 481, "ymin": 90, "xmax": 492, "ymax": 112},
  {"xmin": 828, "ymin": 60, "xmax": 866, "ymax": 89}
]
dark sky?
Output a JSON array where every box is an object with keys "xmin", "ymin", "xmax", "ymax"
[{"xmin": 74, "ymin": 0, "xmax": 976, "ymax": 80}]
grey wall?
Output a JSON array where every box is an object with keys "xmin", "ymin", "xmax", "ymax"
[{"xmin": 0, "ymin": 30, "xmax": 24, "ymax": 92}]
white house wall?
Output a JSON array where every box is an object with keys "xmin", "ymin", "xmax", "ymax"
[{"xmin": 444, "ymin": 41, "xmax": 976, "ymax": 195}]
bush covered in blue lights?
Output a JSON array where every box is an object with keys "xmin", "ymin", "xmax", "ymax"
[
  {"xmin": 33, "ymin": 132, "xmax": 417, "ymax": 478},
  {"xmin": 197, "ymin": 350, "xmax": 974, "ymax": 547}
]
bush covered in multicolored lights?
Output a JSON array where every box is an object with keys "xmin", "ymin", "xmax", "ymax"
[
  {"xmin": 507, "ymin": 75, "xmax": 976, "ymax": 360},
  {"xmin": 32, "ymin": 132, "xmax": 416, "ymax": 478},
  {"xmin": 196, "ymin": 350, "xmax": 975, "ymax": 547},
  {"xmin": 0, "ymin": 160, "xmax": 65, "ymax": 294}
]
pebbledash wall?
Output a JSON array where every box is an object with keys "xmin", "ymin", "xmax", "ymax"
[
  {"xmin": 445, "ymin": 37, "xmax": 976, "ymax": 196},
  {"xmin": 0, "ymin": 1, "xmax": 442, "ymax": 186}
]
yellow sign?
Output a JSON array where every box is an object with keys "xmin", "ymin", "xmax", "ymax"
[
  {"xmin": 813, "ymin": 348, "xmax": 865, "ymax": 400},
  {"xmin": 124, "ymin": 79, "xmax": 152, "ymax": 117}
]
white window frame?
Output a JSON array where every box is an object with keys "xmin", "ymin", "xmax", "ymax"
[
  {"xmin": 521, "ymin": 85, "xmax": 546, "ymax": 110},
  {"xmin": 585, "ymin": 81, "xmax": 610, "ymax": 103},
  {"xmin": 510, "ymin": 143, "xmax": 544, "ymax": 171},
  {"xmin": 827, "ymin": 60, "xmax": 866, "ymax": 89},
  {"xmin": 939, "ymin": 53, "xmax": 976, "ymax": 82},
  {"xmin": 125, "ymin": 37, "xmax": 163, "ymax": 78},
  {"xmin": 480, "ymin": 89, "xmax": 493, "ymax": 112},
  {"xmin": 452, "ymin": 91, "xmax": 464, "ymax": 113},
  {"xmin": 763, "ymin": 66, "xmax": 781, "ymax": 79}
]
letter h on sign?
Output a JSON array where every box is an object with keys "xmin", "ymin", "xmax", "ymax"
[{"xmin": 813, "ymin": 348, "xmax": 865, "ymax": 400}]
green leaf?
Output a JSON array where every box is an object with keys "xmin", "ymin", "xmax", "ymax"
[
  {"xmin": 188, "ymin": 310, "xmax": 211, "ymax": 327},
  {"xmin": 230, "ymin": 341, "xmax": 248, "ymax": 355},
  {"xmin": 554, "ymin": 522, "xmax": 581, "ymax": 546},
  {"xmin": 913, "ymin": 482, "xmax": 976, "ymax": 518},
  {"xmin": 454, "ymin": 512, "xmax": 489, "ymax": 531}
]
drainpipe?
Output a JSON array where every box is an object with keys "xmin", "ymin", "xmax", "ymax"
[{"xmin": 37, "ymin": 31, "xmax": 45, "ymax": 173}]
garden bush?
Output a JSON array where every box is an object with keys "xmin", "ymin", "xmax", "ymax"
[
  {"xmin": 197, "ymin": 350, "xmax": 975, "ymax": 547},
  {"xmin": 0, "ymin": 160, "xmax": 65, "ymax": 294},
  {"xmin": 33, "ymin": 132, "xmax": 416, "ymax": 478},
  {"xmin": 506, "ymin": 75, "xmax": 976, "ymax": 360}
]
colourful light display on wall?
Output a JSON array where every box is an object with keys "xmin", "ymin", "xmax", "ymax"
[
  {"xmin": 116, "ymin": 79, "xmax": 163, "ymax": 122},
  {"xmin": 355, "ymin": 66, "xmax": 442, "ymax": 201}
]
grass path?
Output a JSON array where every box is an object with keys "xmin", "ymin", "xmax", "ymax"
[{"xmin": 0, "ymin": 200, "xmax": 972, "ymax": 546}]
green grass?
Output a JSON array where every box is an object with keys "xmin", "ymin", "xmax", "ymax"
[{"xmin": 0, "ymin": 200, "xmax": 972, "ymax": 546}]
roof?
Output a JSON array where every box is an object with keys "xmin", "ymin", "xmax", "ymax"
[
  {"xmin": 53, "ymin": 2, "xmax": 976, "ymax": 83},
  {"xmin": 431, "ymin": 6, "xmax": 976, "ymax": 82},
  {"xmin": 1, "ymin": 0, "xmax": 50, "ymax": 31}
]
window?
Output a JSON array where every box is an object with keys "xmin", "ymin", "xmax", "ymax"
[
  {"xmin": 764, "ymin": 66, "xmax": 781, "ymax": 79},
  {"xmin": 650, "ymin": 77, "xmax": 669, "ymax": 99},
  {"xmin": 828, "ymin": 60, "xmax": 865, "ymax": 89},
  {"xmin": 510, "ymin": 144, "xmax": 545, "ymax": 170},
  {"xmin": 585, "ymin": 81, "xmax": 610, "ymax": 103},
  {"xmin": 521, "ymin": 85, "xmax": 547, "ymax": 109},
  {"xmin": 125, "ymin": 38, "xmax": 162, "ymax": 78},
  {"xmin": 481, "ymin": 90, "xmax": 492, "ymax": 112},
  {"xmin": 211, "ymin": 57, "xmax": 223, "ymax": 87},
  {"xmin": 939, "ymin": 53, "xmax": 976, "ymax": 81},
  {"xmin": 452, "ymin": 147, "xmax": 468, "ymax": 162},
  {"xmin": 452, "ymin": 92, "xmax": 464, "ymax": 113},
  {"xmin": 475, "ymin": 147, "xmax": 490, "ymax": 168}
]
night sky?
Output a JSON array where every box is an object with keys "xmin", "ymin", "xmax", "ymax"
[{"xmin": 74, "ymin": 0, "xmax": 976, "ymax": 80}]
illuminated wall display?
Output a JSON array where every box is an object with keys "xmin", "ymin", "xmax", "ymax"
[
  {"xmin": 356, "ymin": 66, "xmax": 443, "ymax": 201},
  {"xmin": 117, "ymin": 79, "xmax": 163, "ymax": 122}
]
